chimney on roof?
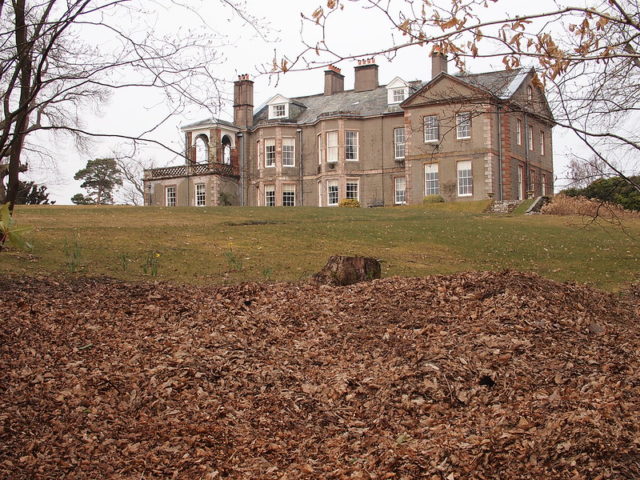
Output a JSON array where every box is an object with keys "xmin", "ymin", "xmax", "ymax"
[
  {"xmin": 354, "ymin": 57, "xmax": 379, "ymax": 92},
  {"xmin": 324, "ymin": 65, "xmax": 345, "ymax": 96},
  {"xmin": 431, "ymin": 48, "xmax": 448, "ymax": 79},
  {"xmin": 233, "ymin": 74, "xmax": 254, "ymax": 128}
]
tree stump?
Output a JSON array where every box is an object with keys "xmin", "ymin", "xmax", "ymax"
[{"xmin": 312, "ymin": 255, "xmax": 381, "ymax": 286}]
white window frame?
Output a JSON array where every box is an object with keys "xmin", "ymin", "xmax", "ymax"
[
  {"xmin": 542, "ymin": 174, "xmax": 547, "ymax": 196},
  {"xmin": 394, "ymin": 127, "xmax": 405, "ymax": 160},
  {"xmin": 517, "ymin": 165, "xmax": 524, "ymax": 200},
  {"xmin": 394, "ymin": 177, "xmax": 406, "ymax": 205},
  {"xmin": 516, "ymin": 119, "xmax": 522, "ymax": 146},
  {"xmin": 391, "ymin": 88, "xmax": 406, "ymax": 103},
  {"xmin": 326, "ymin": 131, "xmax": 338, "ymax": 163},
  {"xmin": 282, "ymin": 184, "xmax": 295, "ymax": 207},
  {"xmin": 264, "ymin": 185, "xmax": 275, "ymax": 207},
  {"xmin": 269, "ymin": 103, "xmax": 288, "ymax": 119},
  {"xmin": 424, "ymin": 115, "xmax": 439, "ymax": 143},
  {"xmin": 265, "ymin": 139, "xmax": 276, "ymax": 167},
  {"xmin": 540, "ymin": 130, "xmax": 545, "ymax": 155},
  {"xmin": 425, "ymin": 164, "xmax": 440, "ymax": 196},
  {"xmin": 457, "ymin": 161, "xmax": 473, "ymax": 197},
  {"xmin": 282, "ymin": 138, "xmax": 295, "ymax": 167},
  {"xmin": 327, "ymin": 180, "xmax": 339, "ymax": 206},
  {"xmin": 195, "ymin": 183, "xmax": 206, "ymax": 207},
  {"xmin": 165, "ymin": 186, "xmax": 176, "ymax": 207},
  {"xmin": 346, "ymin": 131, "xmax": 358, "ymax": 161},
  {"xmin": 456, "ymin": 112, "xmax": 471, "ymax": 140},
  {"xmin": 528, "ymin": 126, "xmax": 534, "ymax": 151},
  {"xmin": 317, "ymin": 134, "xmax": 323, "ymax": 164},
  {"xmin": 346, "ymin": 180, "xmax": 359, "ymax": 201}
]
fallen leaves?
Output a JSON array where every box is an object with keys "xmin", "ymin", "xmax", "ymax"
[{"xmin": 0, "ymin": 271, "xmax": 639, "ymax": 478}]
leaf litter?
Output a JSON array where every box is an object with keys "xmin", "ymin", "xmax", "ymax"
[{"xmin": 1, "ymin": 271, "xmax": 639, "ymax": 479}]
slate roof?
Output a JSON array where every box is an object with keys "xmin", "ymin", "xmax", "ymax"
[
  {"xmin": 181, "ymin": 68, "xmax": 531, "ymax": 131},
  {"xmin": 252, "ymin": 81, "xmax": 423, "ymax": 126},
  {"xmin": 453, "ymin": 68, "xmax": 530, "ymax": 100}
]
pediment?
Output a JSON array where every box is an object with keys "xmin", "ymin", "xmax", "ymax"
[
  {"xmin": 401, "ymin": 74, "xmax": 486, "ymax": 108},
  {"xmin": 266, "ymin": 94, "xmax": 290, "ymax": 106}
]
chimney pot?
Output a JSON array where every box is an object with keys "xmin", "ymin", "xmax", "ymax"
[
  {"xmin": 354, "ymin": 57, "xmax": 379, "ymax": 92},
  {"xmin": 431, "ymin": 49, "xmax": 448, "ymax": 79},
  {"xmin": 324, "ymin": 65, "xmax": 345, "ymax": 96}
]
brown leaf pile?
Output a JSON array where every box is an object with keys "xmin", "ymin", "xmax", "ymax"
[{"xmin": 1, "ymin": 271, "xmax": 639, "ymax": 479}]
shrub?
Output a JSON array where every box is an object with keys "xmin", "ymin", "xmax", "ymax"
[
  {"xmin": 339, "ymin": 198, "xmax": 360, "ymax": 208},
  {"xmin": 541, "ymin": 194, "xmax": 640, "ymax": 219},
  {"xmin": 423, "ymin": 194, "xmax": 445, "ymax": 204}
]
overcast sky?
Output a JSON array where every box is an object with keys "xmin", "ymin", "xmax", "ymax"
[{"xmin": 26, "ymin": 0, "xmax": 580, "ymax": 204}]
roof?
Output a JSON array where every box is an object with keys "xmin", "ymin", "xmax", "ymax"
[
  {"xmin": 453, "ymin": 68, "xmax": 530, "ymax": 100},
  {"xmin": 181, "ymin": 117, "xmax": 238, "ymax": 131},
  {"xmin": 253, "ymin": 81, "xmax": 423, "ymax": 126}
]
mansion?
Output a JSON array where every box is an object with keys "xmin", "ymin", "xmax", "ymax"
[{"xmin": 143, "ymin": 52, "xmax": 554, "ymax": 207}]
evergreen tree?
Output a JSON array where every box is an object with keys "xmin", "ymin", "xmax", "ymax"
[{"xmin": 73, "ymin": 158, "xmax": 123, "ymax": 205}]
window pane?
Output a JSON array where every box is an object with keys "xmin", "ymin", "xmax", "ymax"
[
  {"xmin": 282, "ymin": 184, "xmax": 295, "ymax": 206},
  {"xmin": 327, "ymin": 132, "xmax": 338, "ymax": 163},
  {"xmin": 395, "ymin": 177, "xmax": 406, "ymax": 204},
  {"xmin": 346, "ymin": 131, "xmax": 358, "ymax": 160},
  {"xmin": 394, "ymin": 128, "xmax": 405, "ymax": 159},
  {"xmin": 424, "ymin": 116, "xmax": 439, "ymax": 142},
  {"xmin": 457, "ymin": 161, "xmax": 473, "ymax": 196},
  {"xmin": 327, "ymin": 181, "xmax": 339, "ymax": 206},
  {"xmin": 283, "ymin": 138, "xmax": 295, "ymax": 167},
  {"xmin": 456, "ymin": 113, "xmax": 471, "ymax": 139},
  {"xmin": 392, "ymin": 88, "xmax": 405, "ymax": 102},
  {"xmin": 195, "ymin": 183, "xmax": 205, "ymax": 206},
  {"xmin": 346, "ymin": 181, "xmax": 359, "ymax": 200},
  {"xmin": 425, "ymin": 164, "xmax": 439, "ymax": 196},
  {"xmin": 265, "ymin": 185, "xmax": 275, "ymax": 207},
  {"xmin": 166, "ymin": 186, "xmax": 176, "ymax": 207},
  {"xmin": 265, "ymin": 139, "xmax": 275, "ymax": 167}
]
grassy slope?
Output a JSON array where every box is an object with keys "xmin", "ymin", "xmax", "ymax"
[{"xmin": 2, "ymin": 202, "xmax": 639, "ymax": 291}]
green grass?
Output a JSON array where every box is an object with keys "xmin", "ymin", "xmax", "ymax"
[{"xmin": 2, "ymin": 202, "xmax": 639, "ymax": 291}]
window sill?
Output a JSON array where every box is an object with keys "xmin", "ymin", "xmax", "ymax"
[
  {"xmin": 346, "ymin": 159, "xmax": 359, "ymax": 162},
  {"xmin": 456, "ymin": 136, "xmax": 471, "ymax": 140},
  {"xmin": 457, "ymin": 193, "xmax": 473, "ymax": 197},
  {"xmin": 424, "ymin": 140, "xmax": 439, "ymax": 144}
]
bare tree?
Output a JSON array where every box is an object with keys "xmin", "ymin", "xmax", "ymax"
[
  {"xmin": 278, "ymin": 0, "xmax": 640, "ymax": 194},
  {"xmin": 0, "ymin": 0, "xmax": 250, "ymax": 217}
]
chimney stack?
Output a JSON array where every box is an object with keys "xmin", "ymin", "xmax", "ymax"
[
  {"xmin": 431, "ymin": 48, "xmax": 448, "ymax": 79},
  {"xmin": 324, "ymin": 65, "xmax": 345, "ymax": 96},
  {"xmin": 354, "ymin": 57, "xmax": 379, "ymax": 92},
  {"xmin": 233, "ymin": 74, "xmax": 254, "ymax": 129}
]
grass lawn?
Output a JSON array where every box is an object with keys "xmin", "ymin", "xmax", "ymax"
[{"xmin": 2, "ymin": 202, "xmax": 639, "ymax": 291}]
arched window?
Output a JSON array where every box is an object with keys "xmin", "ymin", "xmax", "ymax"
[
  {"xmin": 222, "ymin": 135, "xmax": 232, "ymax": 165},
  {"xmin": 527, "ymin": 86, "xmax": 533, "ymax": 102},
  {"xmin": 195, "ymin": 134, "xmax": 209, "ymax": 163}
]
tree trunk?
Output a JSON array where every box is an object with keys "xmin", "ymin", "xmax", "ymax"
[{"xmin": 6, "ymin": 0, "xmax": 32, "ymax": 213}]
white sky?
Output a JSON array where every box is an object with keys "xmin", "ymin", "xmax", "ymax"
[{"xmin": 26, "ymin": 0, "xmax": 582, "ymax": 204}]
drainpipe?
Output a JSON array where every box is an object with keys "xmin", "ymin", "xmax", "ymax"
[
  {"xmin": 524, "ymin": 114, "xmax": 530, "ymax": 198},
  {"xmin": 497, "ymin": 104, "xmax": 503, "ymax": 201},
  {"xmin": 237, "ymin": 132, "xmax": 245, "ymax": 206},
  {"xmin": 297, "ymin": 128, "xmax": 303, "ymax": 206},
  {"xmin": 380, "ymin": 116, "xmax": 384, "ymax": 205}
]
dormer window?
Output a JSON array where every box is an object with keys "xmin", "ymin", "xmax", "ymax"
[
  {"xmin": 386, "ymin": 77, "xmax": 409, "ymax": 105},
  {"xmin": 266, "ymin": 94, "xmax": 292, "ymax": 120},
  {"xmin": 270, "ymin": 103, "xmax": 287, "ymax": 119},
  {"xmin": 392, "ymin": 88, "xmax": 406, "ymax": 103}
]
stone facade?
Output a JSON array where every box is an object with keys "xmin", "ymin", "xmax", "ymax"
[{"xmin": 144, "ymin": 53, "xmax": 554, "ymax": 207}]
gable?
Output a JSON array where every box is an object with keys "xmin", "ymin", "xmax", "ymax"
[{"xmin": 401, "ymin": 74, "xmax": 489, "ymax": 108}]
